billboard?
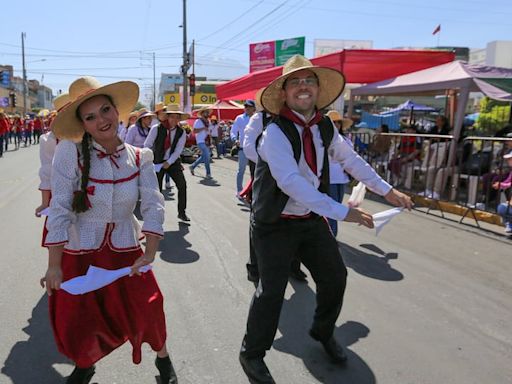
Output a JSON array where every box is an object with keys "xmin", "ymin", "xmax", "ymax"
[
  {"xmin": 249, "ymin": 40, "xmax": 275, "ymax": 72},
  {"xmin": 249, "ymin": 37, "xmax": 305, "ymax": 72},
  {"xmin": 314, "ymin": 39, "xmax": 373, "ymax": 57},
  {"xmin": 275, "ymin": 36, "xmax": 305, "ymax": 66}
]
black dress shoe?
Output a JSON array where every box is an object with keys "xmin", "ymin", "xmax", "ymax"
[
  {"xmin": 66, "ymin": 365, "xmax": 95, "ymax": 384},
  {"xmin": 239, "ymin": 354, "xmax": 275, "ymax": 384},
  {"xmin": 289, "ymin": 268, "xmax": 307, "ymax": 282},
  {"xmin": 309, "ymin": 330, "xmax": 347, "ymax": 365},
  {"xmin": 155, "ymin": 356, "xmax": 178, "ymax": 384},
  {"xmin": 177, "ymin": 212, "xmax": 190, "ymax": 221},
  {"xmin": 246, "ymin": 264, "xmax": 259, "ymax": 284}
]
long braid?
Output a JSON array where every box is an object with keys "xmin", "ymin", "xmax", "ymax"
[{"xmin": 72, "ymin": 132, "xmax": 91, "ymax": 213}]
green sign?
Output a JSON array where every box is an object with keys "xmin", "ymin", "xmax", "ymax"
[{"xmin": 275, "ymin": 36, "xmax": 305, "ymax": 66}]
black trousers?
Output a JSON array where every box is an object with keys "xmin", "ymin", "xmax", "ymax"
[
  {"xmin": 241, "ymin": 215, "xmax": 347, "ymax": 358},
  {"xmin": 157, "ymin": 164, "xmax": 187, "ymax": 214}
]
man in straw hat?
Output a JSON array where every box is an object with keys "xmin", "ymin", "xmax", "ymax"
[
  {"xmin": 41, "ymin": 76, "xmax": 177, "ymax": 383},
  {"xmin": 239, "ymin": 55, "xmax": 412, "ymax": 383},
  {"xmin": 145, "ymin": 104, "xmax": 190, "ymax": 221}
]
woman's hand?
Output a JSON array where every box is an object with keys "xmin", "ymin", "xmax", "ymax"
[
  {"xmin": 35, "ymin": 203, "xmax": 48, "ymax": 217},
  {"xmin": 40, "ymin": 266, "xmax": 62, "ymax": 296},
  {"xmin": 130, "ymin": 253, "xmax": 155, "ymax": 276}
]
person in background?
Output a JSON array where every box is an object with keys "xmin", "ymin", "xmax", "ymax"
[
  {"xmin": 325, "ymin": 110, "xmax": 353, "ymax": 237},
  {"xmin": 0, "ymin": 111, "xmax": 10, "ymax": 157},
  {"xmin": 125, "ymin": 109, "xmax": 155, "ymax": 148},
  {"xmin": 231, "ymin": 100, "xmax": 256, "ymax": 199},
  {"xmin": 209, "ymin": 115, "xmax": 222, "ymax": 158},
  {"xmin": 189, "ymin": 108, "xmax": 212, "ymax": 179}
]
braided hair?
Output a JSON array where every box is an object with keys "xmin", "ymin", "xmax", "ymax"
[{"xmin": 71, "ymin": 132, "xmax": 91, "ymax": 213}]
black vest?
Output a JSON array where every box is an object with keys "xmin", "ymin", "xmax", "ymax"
[
  {"xmin": 152, "ymin": 124, "xmax": 184, "ymax": 165},
  {"xmin": 252, "ymin": 115, "xmax": 334, "ymax": 224}
]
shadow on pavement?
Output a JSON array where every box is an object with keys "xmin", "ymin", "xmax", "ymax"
[
  {"xmin": 339, "ymin": 242, "xmax": 403, "ymax": 281},
  {"xmin": 159, "ymin": 222, "xmax": 200, "ymax": 264},
  {"xmin": 274, "ymin": 280, "xmax": 375, "ymax": 384},
  {"xmin": 1, "ymin": 294, "xmax": 71, "ymax": 383}
]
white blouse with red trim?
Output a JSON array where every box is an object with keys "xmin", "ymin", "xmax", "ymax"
[
  {"xmin": 44, "ymin": 139, "xmax": 165, "ymax": 254},
  {"xmin": 38, "ymin": 131, "xmax": 57, "ymax": 191}
]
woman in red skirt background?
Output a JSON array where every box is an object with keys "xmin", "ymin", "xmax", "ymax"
[{"xmin": 40, "ymin": 76, "xmax": 176, "ymax": 384}]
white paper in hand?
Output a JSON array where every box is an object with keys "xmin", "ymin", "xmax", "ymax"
[
  {"xmin": 372, "ymin": 207, "xmax": 403, "ymax": 236},
  {"xmin": 347, "ymin": 182, "xmax": 366, "ymax": 207},
  {"xmin": 154, "ymin": 163, "xmax": 164, "ymax": 173},
  {"xmin": 39, "ymin": 207, "xmax": 50, "ymax": 216},
  {"xmin": 60, "ymin": 265, "xmax": 152, "ymax": 295}
]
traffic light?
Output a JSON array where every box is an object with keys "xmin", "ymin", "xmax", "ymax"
[
  {"xmin": 9, "ymin": 92, "xmax": 16, "ymax": 107},
  {"xmin": 0, "ymin": 70, "xmax": 10, "ymax": 87},
  {"xmin": 189, "ymin": 74, "xmax": 196, "ymax": 96}
]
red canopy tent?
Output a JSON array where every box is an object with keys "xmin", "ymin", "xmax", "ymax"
[
  {"xmin": 215, "ymin": 49, "xmax": 455, "ymax": 101},
  {"xmin": 190, "ymin": 99, "xmax": 244, "ymax": 121}
]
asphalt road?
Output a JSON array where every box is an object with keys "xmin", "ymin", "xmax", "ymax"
[{"xmin": 0, "ymin": 144, "xmax": 511, "ymax": 384}]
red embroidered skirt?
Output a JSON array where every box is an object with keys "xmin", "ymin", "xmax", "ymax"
[{"xmin": 49, "ymin": 245, "xmax": 167, "ymax": 368}]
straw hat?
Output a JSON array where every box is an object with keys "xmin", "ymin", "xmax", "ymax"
[
  {"xmin": 52, "ymin": 77, "xmax": 139, "ymax": 142},
  {"xmin": 53, "ymin": 93, "xmax": 71, "ymax": 112},
  {"xmin": 165, "ymin": 104, "xmax": 190, "ymax": 120},
  {"xmin": 326, "ymin": 110, "xmax": 353, "ymax": 130},
  {"xmin": 137, "ymin": 108, "xmax": 156, "ymax": 121},
  {"xmin": 260, "ymin": 54, "xmax": 345, "ymax": 115},
  {"xmin": 154, "ymin": 102, "xmax": 166, "ymax": 114},
  {"xmin": 254, "ymin": 88, "xmax": 265, "ymax": 111}
]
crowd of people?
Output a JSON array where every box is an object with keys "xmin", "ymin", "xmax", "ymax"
[
  {"xmin": 27, "ymin": 53, "xmax": 510, "ymax": 384},
  {"xmin": 0, "ymin": 111, "xmax": 51, "ymax": 157}
]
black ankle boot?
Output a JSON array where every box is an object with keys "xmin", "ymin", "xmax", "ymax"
[
  {"xmin": 155, "ymin": 356, "xmax": 177, "ymax": 384},
  {"xmin": 66, "ymin": 365, "xmax": 95, "ymax": 384}
]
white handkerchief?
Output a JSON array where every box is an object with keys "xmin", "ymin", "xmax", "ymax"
[
  {"xmin": 347, "ymin": 182, "xmax": 366, "ymax": 207},
  {"xmin": 154, "ymin": 163, "xmax": 163, "ymax": 172},
  {"xmin": 60, "ymin": 265, "xmax": 152, "ymax": 295},
  {"xmin": 372, "ymin": 207, "xmax": 403, "ymax": 236},
  {"xmin": 39, "ymin": 207, "xmax": 50, "ymax": 216}
]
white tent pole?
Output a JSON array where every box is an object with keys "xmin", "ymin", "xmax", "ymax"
[
  {"xmin": 447, "ymin": 86, "xmax": 469, "ymax": 167},
  {"xmin": 347, "ymin": 91, "xmax": 354, "ymax": 118}
]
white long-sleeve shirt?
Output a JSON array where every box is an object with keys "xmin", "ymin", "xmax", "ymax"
[
  {"xmin": 125, "ymin": 124, "xmax": 150, "ymax": 148},
  {"xmin": 230, "ymin": 112, "xmax": 252, "ymax": 148},
  {"xmin": 258, "ymin": 112, "xmax": 392, "ymax": 221},
  {"xmin": 244, "ymin": 112, "xmax": 265, "ymax": 163},
  {"xmin": 38, "ymin": 131, "xmax": 57, "ymax": 191},
  {"xmin": 144, "ymin": 125, "xmax": 186, "ymax": 166}
]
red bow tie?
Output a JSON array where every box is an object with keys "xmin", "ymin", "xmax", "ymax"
[{"xmin": 96, "ymin": 149, "xmax": 121, "ymax": 169}]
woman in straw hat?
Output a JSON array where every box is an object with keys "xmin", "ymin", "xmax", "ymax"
[
  {"xmin": 40, "ymin": 77, "xmax": 177, "ymax": 384},
  {"xmin": 118, "ymin": 110, "xmax": 138, "ymax": 141},
  {"xmin": 124, "ymin": 108, "xmax": 156, "ymax": 148},
  {"xmin": 239, "ymin": 55, "xmax": 412, "ymax": 383},
  {"xmin": 325, "ymin": 110, "xmax": 353, "ymax": 237}
]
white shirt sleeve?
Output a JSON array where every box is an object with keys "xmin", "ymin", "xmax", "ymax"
[
  {"xmin": 124, "ymin": 125, "xmax": 136, "ymax": 146},
  {"xmin": 244, "ymin": 113, "xmax": 264, "ymax": 163},
  {"xmin": 144, "ymin": 125, "xmax": 158, "ymax": 149},
  {"xmin": 259, "ymin": 123, "xmax": 350, "ymax": 221},
  {"xmin": 166, "ymin": 131, "xmax": 186, "ymax": 166},
  {"xmin": 230, "ymin": 115, "xmax": 241, "ymax": 141},
  {"xmin": 139, "ymin": 148, "xmax": 165, "ymax": 237},
  {"xmin": 38, "ymin": 132, "xmax": 56, "ymax": 190},
  {"xmin": 328, "ymin": 129, "xmax": 392, "ymax": 196}
]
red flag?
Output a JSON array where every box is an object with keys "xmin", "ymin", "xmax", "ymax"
[{"xmin": 432, "ymin": 24, "xmax": 441, "ymax": 35}]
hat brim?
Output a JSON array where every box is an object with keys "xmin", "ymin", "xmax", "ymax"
[
  {"xmin": 52, "ymin": 81, "xmax": 139, "ymax": 142},
  {"xmin": 166, "ymin": 111, "xmax": 190, "ymax": 119},
  {"xmin": 260, "ymin": 66, "xmax": 345, "ymax": 115}
]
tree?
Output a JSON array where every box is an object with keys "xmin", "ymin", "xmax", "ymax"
[
  {"xmin": 133, "ymin": 101, "xmax": 146, "ymax": 111},
  {"xmin": 475, "ymin": 97, "xmax": 511, "ymax": 134}
]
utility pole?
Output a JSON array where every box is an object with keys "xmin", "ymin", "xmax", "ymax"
[
  {"xmin": 21, "ymin": 32, "xmax": 27, "ymax": 115},
  {"xmin": 182, "ymin": 0, "xmax": 188, "ymax": 112},
  {"xmin": 152, "ymin": 52, "xmax": 156, "ymax": 110}
]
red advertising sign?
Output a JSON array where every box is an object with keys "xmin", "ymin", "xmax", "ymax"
[{"xmin": 249, "ymin": 40, "xmax": 275, "ymax": 72}]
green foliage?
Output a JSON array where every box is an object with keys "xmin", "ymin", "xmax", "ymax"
[
  {"xmin": 133, "ymin": 101, "xmax": 146, "ymax": 111},
  {"xmin": 475, "ymin": 97, "xmax": 511, "ymax": 134}
]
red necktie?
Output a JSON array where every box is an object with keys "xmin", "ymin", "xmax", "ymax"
[
  {"xmin": 279, "ymin": 106, "xmax": 323, "ymax": 175},
  {"xmin": 164, "ymin": 129, "xmax": 171, "ymax": 151}
]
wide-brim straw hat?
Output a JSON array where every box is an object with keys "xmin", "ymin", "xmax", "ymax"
[
  {"xmin": 165, "ymin": 104, "xmax": 190, "ymax": 119},
  {"xmin": 52, "ymin": 76, "xmax": 139, "ymax": 142},
  {"xmin": 137, "ymin": 108, "xmax": 156, "ymax": 121},
  {"xmin": 255, "ymin": 88, "xmax": 265, "ymax": 112},
  {"xmin": 260, "ymin": 54, "xmax": 345, "ymax": 115},
  {"xmin": 326, "ymin": 110, "xmax": 353, "ymax": 130},
  {"xmin": 53, "ymin": 93, "xmax": 71, "ymax": 112},
  {"xmin": 154, "ymin": 102, "xmax": 166, "ymax": 114}
]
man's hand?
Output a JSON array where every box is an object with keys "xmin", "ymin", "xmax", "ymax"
[
  {"xmin": 162, "ymin": 161, "xmax": 170, "ymax": 170},
  {"xmin": 385, "ymin": 188, "xmax": 413, "ymax": 210},
  {"xmin": 492, "ymin": 181, "xmax": 500, "ymax": 190},
  {"xmin": 343, "ymin": 207, "xmax": 374, "ymax": 228}
]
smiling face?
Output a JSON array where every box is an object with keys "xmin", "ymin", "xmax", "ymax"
[
  {"xmin": 167, "ymin": 113, "xmax": 181, "ymax": 128},
  {"xmin": 77, "ymin": 95, "xmax": 119, "ymax": 144},
  {"xmin": 280, "ymin": 69, "xmax": 319, "ymax": 118}
]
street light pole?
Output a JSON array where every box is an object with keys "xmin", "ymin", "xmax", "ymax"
[
  {"xmin": 21, "ymin": 32, "xmax": 27, "ymax": 115},
  {"xmin": 152, "ymin": 52, "xmax": 156, "ymax": 110},
  {"xmin": 182, "ymin": 0, "xmax": 188, "ymax": 112}
]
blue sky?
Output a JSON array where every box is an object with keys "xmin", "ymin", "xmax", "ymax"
[{"xmin": 1, "ymin": 0, "xmax": 511, "ymax": 103}]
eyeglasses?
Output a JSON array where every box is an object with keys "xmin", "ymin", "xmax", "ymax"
[{"xmin": 285, "ymin": 76, "xmax": 318, "ymax": 88}]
